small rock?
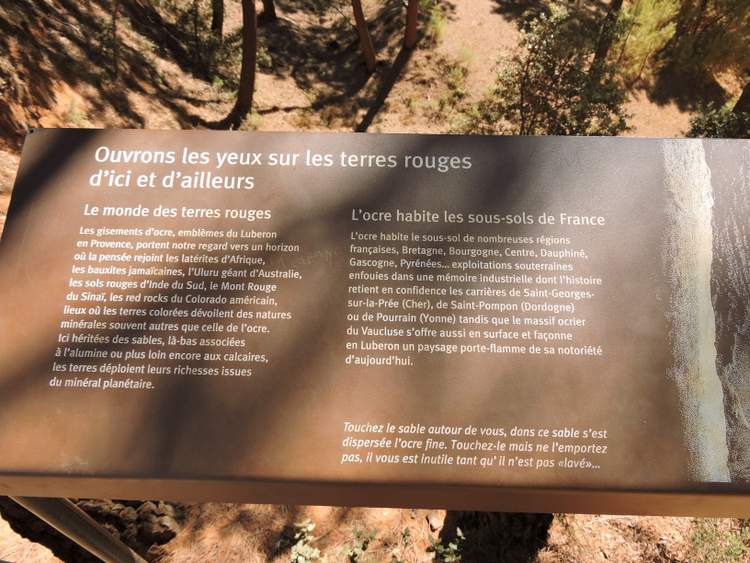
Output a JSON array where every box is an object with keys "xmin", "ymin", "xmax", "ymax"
[
  {"xmin": 118, "ymin": 506, "xmax": 138, "ymax": 524},
  {"xmin": 427, "ymin": 512, "xmax": 444, "ymax": 532},
  {"xmin": 137, "ymin": 501, "xmax": 158, "ymax": 517}
]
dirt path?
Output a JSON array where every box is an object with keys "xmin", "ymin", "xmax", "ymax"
[
  {"xmin": 435, "ymin": 0, "xmax": 518, "ymax": 102},
  {"xmin": 624, "ymin": 90, "xmax": 692, "ymax": 138}
]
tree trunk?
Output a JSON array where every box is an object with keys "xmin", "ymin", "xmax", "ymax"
[
  {"xmin": 668, "ymin": 0, "xmax": 708, "ymax": 59},
  {"xmin": 404, "ymin": 0, "xmax": 419, "ymax": 49},
  {"xmin": 352, "ymin": 0, "xmax": 376, "ymax": 72},
  {"xmin": 260, "ymin": 0, "xmax": 276, "ymax": 22},
  {"xmin": 191, "ymin": 0, "xmax": 202, "ymax": 69},
  {"xmin": 519, "ymin": 59, "xmax": 531, "ymax": 134},
  {"xmin": 211, "ymin": 0, "xmax": 224, "ymax": 42},
  {"xmin": 734, "ymin": 81, "xmax": 750, "ymax": 115},
  {"xmin": 591, "ymin": 0, "xmax": 624, "ymax": 71},
  {"xmin": 112, "ymin": 0, "xmax": 120, "ymax": 77},
  {"xmin": 223, "ymin": 0, "xmax": 257, "ymax": 129},
  {"xmin": 674, "ymin": 0, "xmax": 700, "ymax": 38},
  {"xmin": 690, "ymin": 0, "xmax": 710, "ymax": 37}
]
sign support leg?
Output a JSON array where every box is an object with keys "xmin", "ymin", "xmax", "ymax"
[{"xmin": 10, "ymin": 497, "xmax": 147, "ymax": 563}]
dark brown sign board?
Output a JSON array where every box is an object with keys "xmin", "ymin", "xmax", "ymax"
[{"xmin": 1, "ymin": 129, "xmax": 749, "ymax": 517}]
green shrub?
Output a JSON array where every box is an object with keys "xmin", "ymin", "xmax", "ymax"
[
  {"xmin": 458, "ymin": 4, "xmax": 630, "ymax": 136},
  {"xmin": 687, "ymin": 103, "xmax": 750, "ymax": 139}
]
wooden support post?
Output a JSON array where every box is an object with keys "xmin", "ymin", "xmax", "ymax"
[{"xmin": 11, "ymin": 497, "xmax": 147, "ymax": 563}]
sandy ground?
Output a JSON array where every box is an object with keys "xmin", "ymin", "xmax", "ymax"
[
  {"xmin": 434, "ymin": 0, "xmax": 518, "ymax": 100},
  {"xmin": 624, "ymin": 90, "xmax": 692, "ymax": 138},
  {"xmin": 0, "ymin": 517, "xmax": 61, "ymax": 563}
]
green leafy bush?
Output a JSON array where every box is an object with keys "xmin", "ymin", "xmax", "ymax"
[
  {"xmin": 687, "ymin": 104, "xmax": 750, "ymax": 139},
  {"xmin": 427, "ymin": 527, "xmax": 465, "ymax": 562},
  {"xmin": 458, "ymin": 4, "xmax": 629, "ymax": 136}
]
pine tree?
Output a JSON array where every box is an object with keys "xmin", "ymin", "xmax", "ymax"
[
  {"xmin": 592, "ymin": 0, "xmax": 625, "ymax": 72},
  {"xmin": 614, "ymin": 0, "xmax": 679, "ymax": 84},
  {"xmin": 664, "ymin": 0, "xmax": 750, "ymax": 76}
]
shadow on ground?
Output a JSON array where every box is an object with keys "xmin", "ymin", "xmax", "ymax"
[
  {"xmin": 441, "ymin": 511, "xmax": 553, "ymax": 562},
  {"xmin": 0, "ymin": 0, "xmax": 223, "ymax": 147}
]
